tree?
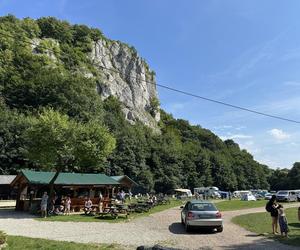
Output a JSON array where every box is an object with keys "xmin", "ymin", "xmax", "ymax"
[
  {"xmin": 268, "ymin": 169, "xmax": 289, "ymax": 191},
  {"xmin": 287, "ymin": 162, "xmax": 300, "ymax": 189},
  {"xmin": 0, "ymin": 104, "xmax": 32, "ymax": 174},
  {"xmin": 23, "ymin": 109, "xmax": 115, "ymax": 195}
]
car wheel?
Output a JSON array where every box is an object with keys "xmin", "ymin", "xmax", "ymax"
[
  {"xmin": 185, "ymin": 220, "xmax": 190, "ymax": 232},
  {"xmin": 181, "ymin": 216, "xmax": 184, "ymax": 225},
  {"xmin": 217, "ymin": 226, "xmax": 223, "ymax": 233}
]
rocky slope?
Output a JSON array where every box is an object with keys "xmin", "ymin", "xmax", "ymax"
[{"xmin": 91, "ymin": 39, "xmax": 160, "ymax": 128}]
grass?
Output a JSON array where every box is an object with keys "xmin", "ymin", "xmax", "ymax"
[
  {"xmin": 36, "ymin": 199, "xmax": 184, "ymax": 223},
  {"xmin": 4, "ymin": 236, "xmax": 121, "ymax": 250},
  {"xmin": 215, "ymin": 199, "xmax": 267, "ymax": 211},
  {"xmin": 232, "ymin": 207, "xmax": 300, "ymax": 246}
]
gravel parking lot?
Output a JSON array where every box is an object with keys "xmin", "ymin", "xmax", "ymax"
[{"xmin": 0, "ymin": 203, "xmax": 299, "ymax": 250}]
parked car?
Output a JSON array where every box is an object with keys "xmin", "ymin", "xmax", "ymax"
[
  {"xmin": 254, "ymin": 193, "xmax": 264, "ymax": 200},
  {"xmin": 276, "ymin": 190, "xmax": 298, "ymax": 202},
  {"xmin": 241, "ymin": 193, "xmax": 256, "ymax": 201},
  {"xmin": 264, "ymin": 193, "xmax": 273, "ymax": 200},
  {"xmin": 296, "ymin": 191, "xmax": 300, "ymax": 202},
  {"xmin": 181, "ymin": 200, "xmax": 223, "ymax": 232}
]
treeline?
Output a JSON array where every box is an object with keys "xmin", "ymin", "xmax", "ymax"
[
  {"xmin": 0, "ymin": 15, "xmax": 297, "ymax": 192},
  {"xmin": 268, "ymin": 163, "xmax": 300, "ymax": 191}
]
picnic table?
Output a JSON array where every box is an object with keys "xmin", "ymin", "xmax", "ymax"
[
  {"xmin": 98, "ymin": 204, "xmax": 128, "ymax": 219},
  {"xmin": 130, "ymin": 201, "xmax": 151, "ymax": 213}
]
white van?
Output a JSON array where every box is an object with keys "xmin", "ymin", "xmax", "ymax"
[
  {"xmin": 174, "ymin": 188, "xmax": 193, "ymax": 198},
  {"xmin": 276, "ymin": 190, "xmax": 298, "ymax": 202}
]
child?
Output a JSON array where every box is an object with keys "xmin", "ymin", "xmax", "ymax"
[
  {"xmin": 64, "ymin": 196, "xmax": 71, "ymax": 215},
  {"xmin": 277, "ymin": 204, "xmax": 289, "ymax": 237}
]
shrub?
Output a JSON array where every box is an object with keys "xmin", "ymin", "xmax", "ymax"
[{"xmin": 0, "ymin": 231, "xmax": 7, "ymax": 245}]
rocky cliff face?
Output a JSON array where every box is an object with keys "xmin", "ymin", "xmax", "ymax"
[{"xmin": 90, "ymin": 39, "xmax": 160, "ymax": 128}]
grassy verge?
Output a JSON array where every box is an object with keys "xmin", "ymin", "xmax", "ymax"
[
  {"xmin": 36, "ymin": 199, "xmax": 184, "ymax": 223},
  {"xmin": 215, "ymin": 199, "xmax": 267, "ymax": 211},
  {"xmin": 232, "ymin": 207, "xmax": 300, "ymax": 246},
  {"xmin": 4, "ymin": 236, "xmax": 121, "ymax": 250}
]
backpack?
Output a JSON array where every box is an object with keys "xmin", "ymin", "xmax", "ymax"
[{"xmin": 265, "ymin": 203, "xmax": 272, "ymax": 212}]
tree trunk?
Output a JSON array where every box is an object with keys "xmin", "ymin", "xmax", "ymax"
[{"xmin": 49, "ymin": 171, "xmax": 60, "ymax": 199}]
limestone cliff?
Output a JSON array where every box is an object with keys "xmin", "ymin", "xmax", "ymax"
[{"xmin": 90, "ymin": 39, "xmax": 160, "ymax": 128}]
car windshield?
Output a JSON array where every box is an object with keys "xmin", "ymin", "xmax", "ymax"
[
  {"xmin": 278, "ymin": 191, "xmax": 288, "ymax": 195},
  {"xmin": 190, "ymin": 203, "xmax": 217, "ymax": 211}
]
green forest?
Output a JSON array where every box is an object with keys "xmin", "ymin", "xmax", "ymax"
[{"xmin": 0, "ymin": 15, "xmax": 299, "ymax": 192}]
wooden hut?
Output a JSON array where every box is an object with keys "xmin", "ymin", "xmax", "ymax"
[
  {"xmin": 11, "ymin": 170, "xmax": 120, "ymax": 211},
  {"xmin": 111, "ymin": 175, "xmax": 137, "ymax": 191}
]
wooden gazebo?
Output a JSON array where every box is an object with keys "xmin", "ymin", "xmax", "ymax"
[{"xmin": 11, "ymin": 170, "xmax": 120, "ymax": 211}]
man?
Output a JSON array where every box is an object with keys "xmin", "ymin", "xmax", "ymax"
[
  {"xmin": 120, "ymin": 190, "xmax": 126, "ymax": 204},
  {"xmin": 84, "ymin": 197, "xmax": 93, "ymax": 215},
  {"xmin": 41, "ymin": 192, "xmax": 49, "ymax": 218}
]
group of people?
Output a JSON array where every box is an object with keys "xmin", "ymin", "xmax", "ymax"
[
  {"xmin": 40, "ymin": 191, "xmax": 101, "ymax": 217},
  {"xmin": 266, "ymin": 195, "xmax": 289, "ymax": 237},
  {"xmin": 116, "ymin": 190, "xmax": 126, "ymax": 203},
  {"xmin": 40, "ymin": 192, "xmax": 72, "ymax": 217}
]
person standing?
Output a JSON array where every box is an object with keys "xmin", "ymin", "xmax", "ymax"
[
  {"xmin": 64, "ymin": 196, "xmax": 71, "ymax": 215},
  {"xmin": 266, "ymin": 195, "xmax": 279, "ymax": 234},
  {"xmin": 120, "ymin": 190, "xmax": 126, "ymax": 204},
  {"xmin": 40, "ymin": 192, "xmax": 49, "ymax": 218},
  {"xmin": 277, "ymin": 204, "xmax": 289, "ymax": 237},
  {"xmin": 128, "ymin": 190, "xmax": 132, "ymax": 200}
]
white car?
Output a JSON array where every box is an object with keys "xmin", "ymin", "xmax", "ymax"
[
  {"xmin": 264, "ymin": 193, "xmax": 273, "ymax": 200},
  {"xmin": 241, "ymin": 193, "xmax": 256, "ymax": 201}
]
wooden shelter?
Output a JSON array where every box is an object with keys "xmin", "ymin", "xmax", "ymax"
[
  {"xmin": 111, "ymin": 175, "xmax": 138, "ymax": 191},
  {"xmin": 11, "ymin": 170, "xmax": 120, "ymax": 211}
]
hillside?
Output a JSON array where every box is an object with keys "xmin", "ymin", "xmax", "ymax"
[{"xmin": 0, "ymin": 15, "xmax": 272, "ymax": 192}]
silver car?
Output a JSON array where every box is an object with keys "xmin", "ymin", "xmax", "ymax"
[
  {"xmin": 181, "ymin": 200, "xmax": 223, "ymax": 232},
  {"xmin": 276, "ymin": 190, "xmax": 298, "ymax": 202}
]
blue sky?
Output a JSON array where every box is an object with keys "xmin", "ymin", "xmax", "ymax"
[{"xmin": 1, "ymin": 0, "xmax": 300, "ymax": 169}]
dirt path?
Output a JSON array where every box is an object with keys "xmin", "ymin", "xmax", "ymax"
[{"xmin": 0, "ymin": 203, "xmax": 299, "ymax": 250}]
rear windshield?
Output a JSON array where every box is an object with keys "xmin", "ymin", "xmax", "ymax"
[
  {"xmin": 277, "ymin": 191, "xmax": 288, "ymax": 195},
  {"xmin": 190, "ymin": 203, "xmax": 217, "ymax": 211}
]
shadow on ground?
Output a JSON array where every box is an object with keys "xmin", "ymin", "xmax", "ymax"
[
  {"xmin": 289, "ymin": 223, "xmax": 300, "ymax": 228},
  {"xmin": 0, "ymin": 208, "xmax": 35, "ymax": 219},
  {"xmin": 168, "ymin": 222, "xmax": 217, "ymax": 235},
  {"xmin": 221, "ymin": 237, "xmax": 295, "ymax": 250}
]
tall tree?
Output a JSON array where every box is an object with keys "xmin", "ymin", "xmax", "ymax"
[{"xmin": 23, "ymin": 109, "xmax": 115, "ymax": 195}]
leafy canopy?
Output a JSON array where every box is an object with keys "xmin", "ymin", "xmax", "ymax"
[{"xmin": 23, "ymin": 109, "xmax": 115, "ymax": 172}]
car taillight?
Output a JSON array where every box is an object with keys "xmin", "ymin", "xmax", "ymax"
[
  {"xmin": 187, "ymin": 212, "xmax": 194, "ymax": 219},
  {"xmin": 216, "ymin": 211, "xmax": 222, "ymax": 218}
]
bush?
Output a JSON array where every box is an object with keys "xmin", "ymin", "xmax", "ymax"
[{"xmin": 0, "ymin": 231, "xmax": 7, "ymax": 245}]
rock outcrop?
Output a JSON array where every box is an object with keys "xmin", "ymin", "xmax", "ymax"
[{"xmin": 90, "ymin": 39, "xmax": 160, "ymax": 128}]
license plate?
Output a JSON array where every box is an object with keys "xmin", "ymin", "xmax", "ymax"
[{"xmin": 198, "ymin": 214, "xmax": 212, "ymax": 219}]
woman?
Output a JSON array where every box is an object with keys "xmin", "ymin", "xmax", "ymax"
[{"xmin": 266, "ymin": 195, "xmax": 279, "ymax": 234}]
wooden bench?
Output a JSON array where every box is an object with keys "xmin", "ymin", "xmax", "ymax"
[{"xmin": 70, "ymin": 198, "xmax": 100, "ymax": 212}]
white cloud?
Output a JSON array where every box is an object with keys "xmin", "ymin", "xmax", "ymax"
[
  {"xmin": 220, "ymin": 134, "xmax": 252, "ymax": 140},
  {"xmin": 268, "ymin": 128, "xmax": 290, "ymax": 140}
]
